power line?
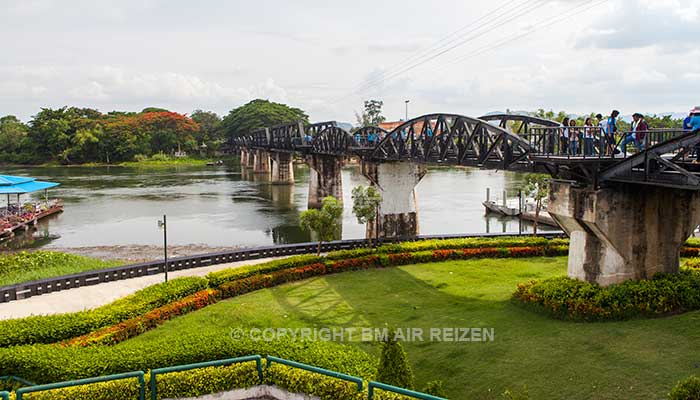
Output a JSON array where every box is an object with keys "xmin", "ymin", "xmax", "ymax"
[
  {"xmin": 345, "ymin": 0, "xmax": 522, "ymax": 93},
  {"xmin": 338, "ymin": 0, "xmax": 550, "ymax": 101}
]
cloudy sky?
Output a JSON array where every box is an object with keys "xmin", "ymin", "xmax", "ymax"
[{"xmin": 1, "ymin": 0, "xmax": 699, "ymax": 123}]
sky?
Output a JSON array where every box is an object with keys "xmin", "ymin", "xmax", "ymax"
[{"xmin": 1, "ymin": 0, "xmax": 699, "ymax": 123}]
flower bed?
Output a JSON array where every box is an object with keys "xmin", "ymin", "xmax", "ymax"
[
  {"xmin": 0, "ymin": 276, "xmax": 209, "ymax": 347},
  {"xmin": 65, "ymin": 289, "xmax": 220, "ymax": 347},
  {"xmin": 512, "ymin": 270, "xmax": 700, "ymax": 321}
]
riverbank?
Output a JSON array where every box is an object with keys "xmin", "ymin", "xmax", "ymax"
[{"xmin": 0, "ymin": 156, "xmax": 235, "ymax": 169}]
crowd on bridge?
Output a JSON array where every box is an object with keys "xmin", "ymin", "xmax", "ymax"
[{"xmin": 548, "ymin": 106, "xmax": 700, "ymax": 157}]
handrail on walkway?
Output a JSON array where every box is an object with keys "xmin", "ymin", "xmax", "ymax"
[
  {"xmin": 0, "ymin": 376, "xmax": 36, "ymax": 388},
  {"xmin": 368, "ymin": 380, "xmax": 447, "ymax": 400},
  {"xmin": 266, "ymin": 355, "xmax": 364, "ymax": 391},
  {"xmin": 0, "ymin": 391, "xmax": 8, "ymax": 400},
  {"xmin": 149, "ymin": 355, "xmax": 263, "ymax": 400},
  {"xmin": 15, "ymin": 371, "xmax": 145, "ymax": 400}
]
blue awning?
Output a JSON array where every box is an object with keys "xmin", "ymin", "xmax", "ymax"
[{"xmin": 0, "ymin": 175, "xmax": 60, "ymax": 194}]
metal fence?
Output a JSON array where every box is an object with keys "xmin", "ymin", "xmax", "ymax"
[
  {"xmin": 0, "ymin": 231, "xmax": 564, "ymax": 304},
  {"xmin": 526, "ymin": 127, "xmax": 690, "ymax": 159}
]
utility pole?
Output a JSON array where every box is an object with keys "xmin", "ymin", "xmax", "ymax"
[
  {"xmin": 404, "ymin": 100, "xmax": 410, "ymax": 121},
  {"xmin": 158, "ymin": 215, "xmax": 168, "ymax": 282}
]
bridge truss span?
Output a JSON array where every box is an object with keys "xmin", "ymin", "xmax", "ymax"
[{"xmin": 370, "ymin": 113, "xmax": 532, "ymax": 170}]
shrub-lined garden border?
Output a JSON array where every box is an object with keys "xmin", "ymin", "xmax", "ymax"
[
  {"xmin": 5, "ymin": 236, "xmax": 700, "ymax": 349},
  {"xmin": 513, "ymin": 269, "xmax": 700, "ymax": 321}
]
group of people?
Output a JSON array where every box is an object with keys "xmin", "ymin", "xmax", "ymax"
[
  {"xmin": 554, "ymin": 106, "xmax": 700, "ymax": 157},
  {"xmin": 0, "ymin": 202, "xmax": 49, "ymax": 232}
]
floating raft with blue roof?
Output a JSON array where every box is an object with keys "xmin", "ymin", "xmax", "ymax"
[{"xmin": 0, "ymin": 175, "xmax": 62, "ymax": 240}]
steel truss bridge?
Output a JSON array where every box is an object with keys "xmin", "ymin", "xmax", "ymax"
[{"xmin": 234, "ymin": 113, "xmax": 700, "ymax": 191}]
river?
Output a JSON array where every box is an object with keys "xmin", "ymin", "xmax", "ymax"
[{"xmin": 1, "ymin": 161, "xmax": 554, "ymax": 258}]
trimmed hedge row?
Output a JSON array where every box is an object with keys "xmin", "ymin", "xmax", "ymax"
[
  {"xmin": 218, "ymin": 247, "xmax": 562, "ymax": 299},
  {"xmin": 8, "ymin": 361, "xmax": 422, "ymax": 400},
  {"xmin": 206, "ymin": 236, "xmax": 567, "ymax": 287},
  {"xmin": 512, "ymin": 270, "xmax": 700, "ymax": 321},
  {"xmin": 0, "ymin": 329, "xmax": 377, "ymax": 385},
  {"xmin": 64, "ymin": 289, "xmax": 221, "ymax": 347},
  {"xmin": 0, "ymin": 276, "xmax": 208, "ymax": 348}
]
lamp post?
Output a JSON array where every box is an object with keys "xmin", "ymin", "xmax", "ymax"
[
  {"xmin": 157, "ymin": 215, "xmax": 168, "ymax": 282},
  {"xmin": 404, "ymin": 100, "xmax": 410, "ymax": 121}
]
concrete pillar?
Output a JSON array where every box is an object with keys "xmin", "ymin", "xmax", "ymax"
[
  {"xmin": 245, "ymin": 150, "xmax": 255, "ymax": 169},
  {"xmin": 270, "ymin": 152, "xmax": 295, "ymax": 185},
  {"xmin": 240, "ymin": 149, "xmax": 248, "ymax": 167},
  {"xmin": 361, "ymin": 161, "xmax": 427, "ymax": 238},
  {"xmin": 548, "ymin": 181, "xmax": 700, "ymax": 286},
  {"xmin": 306, "ymin": 154, "xmax": 344, "ymax": 209},
  {"xmin": 253, "ymin": 150, "xmax": 271, "ymax": 174}
]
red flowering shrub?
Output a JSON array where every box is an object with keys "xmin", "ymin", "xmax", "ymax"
[{"xmin": 65, "ymin": 289, "xmax": 220, "ymax": 347}]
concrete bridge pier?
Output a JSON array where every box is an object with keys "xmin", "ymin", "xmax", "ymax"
[
  {"xmin": 548, "ymin": 181, "xmax": 700, "ymax": 286},
  {"xmin": 306, "ymin": 154, "xmax": 344, "ymax": 209},
  {"xmin": 361, "ymin": 161, "xmax": 427, "ymax": 238},
  {"xmin": 270, "ymin": 152, "xmax": 295, "ymax": 184},
  {"xmin": 253, "ymin": 150, "xmax": 271, "ymax": 174},
  {"xmin": 240, "ymin": 149, "xmax": 250, "ymax": 168}
]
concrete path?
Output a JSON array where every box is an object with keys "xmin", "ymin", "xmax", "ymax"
[{"xmin": 0, "ymin": 257, "xmax": 279, "ymax": 320}]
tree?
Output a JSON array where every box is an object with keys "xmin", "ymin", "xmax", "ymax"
[
  {"xmin": 299, "ymin": 196, "xmax": 343, "ymax": 256},
  {"xmin": 523, "ymin": 174, "xmax": 550, "ymax": 235},
  {"xmin": 0, "ymin": 116, "xmax": 28, "ymax": 160},
  {"xmin": 221, "ymin": 99, "xmax": 308, "ymax": 139},
  {"xmin": 351, "ymin": 185, "xmax": 382, "ymax": 243},
  {"xmin": 191, "ymin": 110, "xmax": 223, "ymax": 154},
  {"xmin": 375, "ymin": 329, "xmax": 415, "ymax": 390},
  {"xmin": 354, "ymin": 99, "xmax": 386, "ymax": 128}
]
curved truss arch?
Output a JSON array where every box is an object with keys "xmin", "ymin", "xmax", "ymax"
[
  {"xmin": 479, "ymin": 114, "xmax": 560, "ymax": 135},
  {"xmin": 311, "ymin": 126, "xmax": 357, "ymax": 155},
  {"xmin": 371, "ymin": 113, "xmax": 532, "ymax": 169}
]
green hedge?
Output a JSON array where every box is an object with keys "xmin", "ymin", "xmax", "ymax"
[
  {"xmin": 669, "ymin": 375, "xmax": 700, "ymax": 400},
  {"xmin": 207, "ymin": 236, "xmax": 566, "ymax": 287},
  {"xmin": 266, "ymin": 364, "xmax": 364, "ymax": 400},
  {"xmin": 0, "ymin": 329, "xmax": 376, "ymax": 385},
  {"xmin": 0, "ymin": 276, "xmax": 208, "ymax": 347},
  {"xmin": 155, "ymin": 362, "xmax": 260, "ymax": 400},
  {"xmin": 513, "ymin": 270, "xmax": 700, "ymax": 321}
]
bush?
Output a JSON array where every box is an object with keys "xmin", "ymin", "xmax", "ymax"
[
  {"xmin": 0, "ymin": 329, "xmax": 377, "ymax": 385},
  {"xmin": 375, "ymin": 331, "xmax": 415, "ymax": 390},
  {"xmin": 0, "ymin": 276, "xmax": 208, "ymax": 347},
  {"xmin": 684, "ymin": 258, "xmax": 700, "ymax": 270},
  {"xmin": 266, "ymin": 364, "xmax": 364, "ymax": 400},
  {"xmin": 513, "ymin": 270, "xmax": 700, "ymax": 321},
  {"xmin": 423, "ymin": 380, "xmax": 447, "ymax": 397},
  {"xmin": 155, "ymin": 362, "xmax": 260, "ymax": 400},
  {"xmin": 669, "ymin": 375, "xmax": 700, "ymax": 400},
  {"xmin": 150, "ymin": 152, "xmax": 170, "ymax": 161},
  {"xmin": 65, "ymin": 289, "xmax": 220, "ymax": 347}
]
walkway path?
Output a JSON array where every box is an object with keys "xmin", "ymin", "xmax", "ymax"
[{"xmin": 0, "ymin": 257, "xmax": 279, "ymax": 320}]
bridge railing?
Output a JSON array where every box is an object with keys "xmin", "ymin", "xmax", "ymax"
[{"xmin": 527, "ymin": 127, "xmax": 691, "ymax": 160}]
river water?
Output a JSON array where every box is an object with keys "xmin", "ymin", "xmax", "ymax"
[{"xmin": 1, "ymin": 161, "xmax": 553, "ymax": 254}]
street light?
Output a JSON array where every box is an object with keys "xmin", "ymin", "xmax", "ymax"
[
  {"xmin": 404, "ymin": 100, "xmax": 410, "ymax": 121},
  {"xmin": 157, "ymin": 215, "xmax": 168, "ymax": 282}
]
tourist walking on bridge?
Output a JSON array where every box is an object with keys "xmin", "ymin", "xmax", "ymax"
[
  {"xmin": 583, "ymin": 117, "xmax": 596, "ymax": 156},
  {"xmin": 602, "ymin": 110, "xmax": 620, "ymax": 155},
  {"xmin": 560, "ymin": 117, "xmax": 570, "ymax": 155},
  {"xmin": 633, "ymin": 113, "xmax": 648, "ymax": 151},
  {"xmin": 568, "ymin": 119, "xmax": 579, "ymax": 155}
]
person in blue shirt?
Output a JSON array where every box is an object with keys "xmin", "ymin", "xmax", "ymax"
[
  {"xmin": 689, "ymin": 107, "xmax": 700, "ymax": 131},
  {"xmin": 606, "ymin": 110, "xmax": 620, "ymax": 155},
  {"xmin": 683, "ymin": 111, "xmax": 693, "ymax": 130}
]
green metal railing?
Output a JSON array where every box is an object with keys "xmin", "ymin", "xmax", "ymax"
[
  {"xmin": 266, "ymin": 355, "xmax": 364, "ymax": 391},
  {"xmin": 15, "ymin": 371, "xmax": 145, "ymax": 400},
  {"xmin": 149, "ymin": 355, "xmax": 263, "ymax": 400},
  {"xmin": 368, "ymin": 381, "xmax": 447, "ymax": 400},
  {"xmin": 0, "ymin": 376, "xmax": 35, "ymax": 388},
  {"xmin": 0, "ymin": 391, "xmax": 9, "ymax": 400}
]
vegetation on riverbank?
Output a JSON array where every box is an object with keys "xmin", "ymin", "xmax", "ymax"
[{"xmin": 0, "ymin": 251, "xmax": 121, "ymax": 287}]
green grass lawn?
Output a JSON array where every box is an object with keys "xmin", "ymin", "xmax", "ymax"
[
  {"xmin": 123, "ymin": 257, "xmax": 700, "ymax": 399},
  {"xmin": 0, "ymin": 251, "xmax": 122, "ymax": 286}
]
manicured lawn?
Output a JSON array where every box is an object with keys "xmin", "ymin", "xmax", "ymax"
[
  {"xmin": 0, "ymin": 251, "xmax": 122, "ymax": 286},
  {"xmin": 125, "ymin": 257, "xmax": 700, "ymax": 399}
]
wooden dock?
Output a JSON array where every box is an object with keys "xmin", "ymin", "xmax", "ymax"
[{"xmin": 0, "ymin": 205, "xmax": 63, "ymax": 241}]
